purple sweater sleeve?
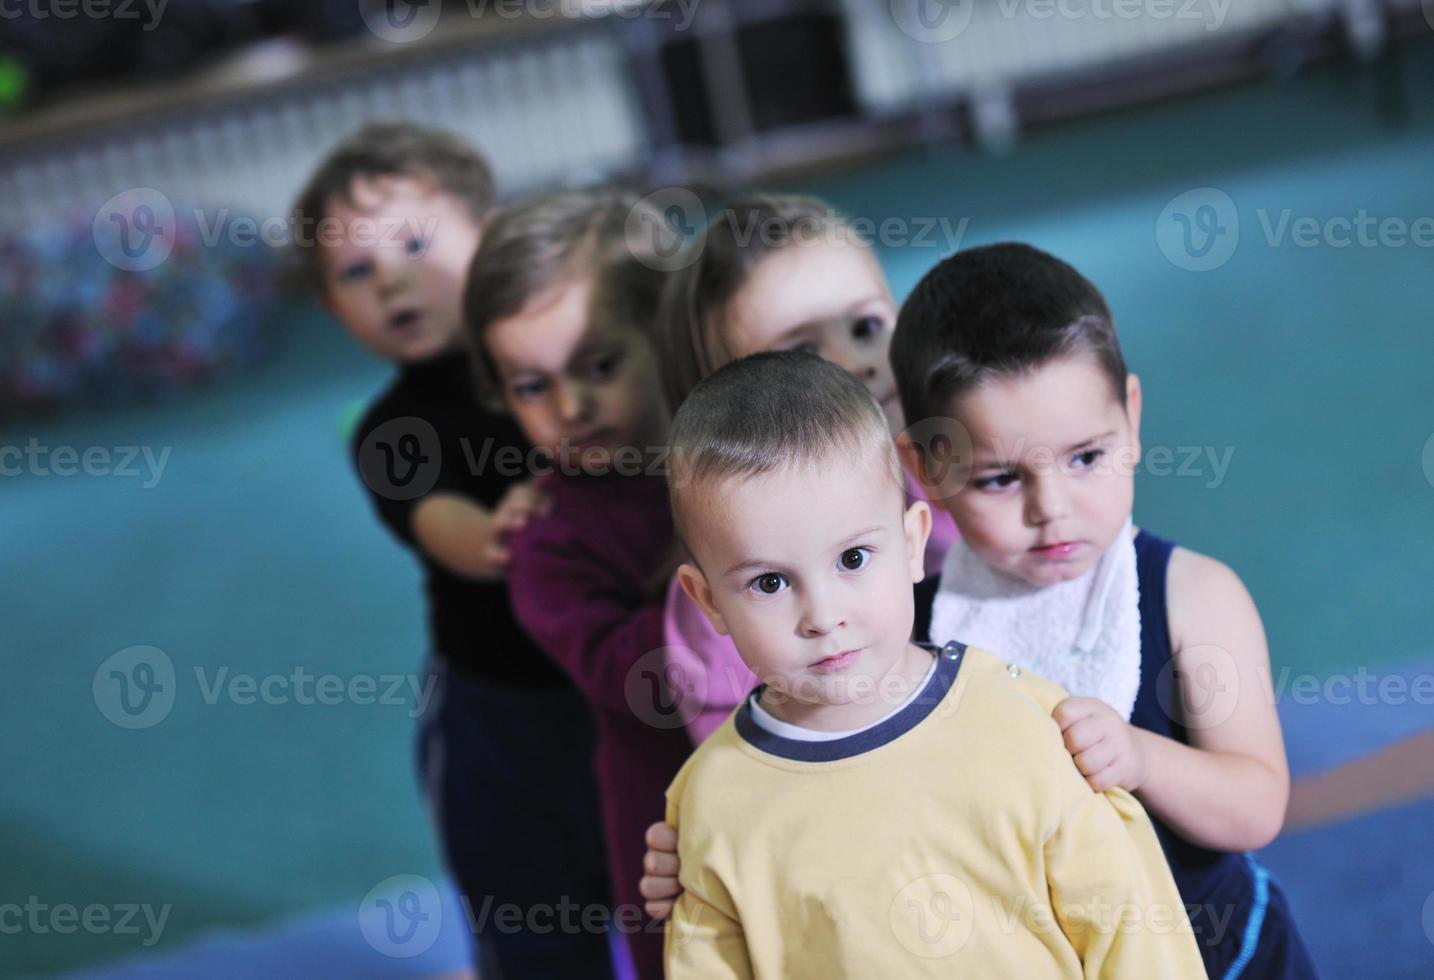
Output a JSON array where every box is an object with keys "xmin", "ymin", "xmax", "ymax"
[{"xmin": 508, "ymin": 516, "xmax": 664, "ymax": 714}]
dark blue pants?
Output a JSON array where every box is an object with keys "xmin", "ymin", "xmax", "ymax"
[
  {"xmin": 418, "ymin": 659, "xmax": 620, "ymax": 979},
  {"xmin": 1189, "ymin": 855, "xmax": 1320, "ymax": 980}
]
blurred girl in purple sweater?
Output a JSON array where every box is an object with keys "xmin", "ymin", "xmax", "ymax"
[{"xmin": 464, "ymin": 188, "xmax": 690, "ymax": 980}]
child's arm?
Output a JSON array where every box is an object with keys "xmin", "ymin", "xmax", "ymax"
[
  {"xmin": 665, "ymin": 876, "xmax": 751, "ymax": 979},
  {"xmin": 1056, "ymin": 548, "xmax": 1290, "ymax": 852},
  {"xmin": 506, "ymin": 522, "xmax": 667, "ymax": 713},
  {"xmin": 410, "ymin": 481, "xmax": 547, "ymax": 580},
  {"xmin": 663, "ymin": 801, "xmax": 751, "ymax": 980},
  {"xmin": 640, "ymin": 821, "xmax": 682, "ymax": 919},
  {"xmin": 1046, "ymin": 784, "xmax": 1207, "ymax": 978}
]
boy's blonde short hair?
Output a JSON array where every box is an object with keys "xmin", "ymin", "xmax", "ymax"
[{"xmin": 667, "ymin": 351, "xmax": 904, "ymax": 552}]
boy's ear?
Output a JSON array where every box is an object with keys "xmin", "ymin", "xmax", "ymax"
[
  {"xmin": 676, "ymin": 562, "xmax": 729, "ymax": 636},
  {"xmin": 903, "ymin": 500, "xmax": 933, "ymax": 583},
  {"xmin": 1125, "ymin": 373, "xmax": 1143, "ymax": 462},
  {"xmin": 894, "ymin": 433, "xmax": 950, "ymax": 515}
]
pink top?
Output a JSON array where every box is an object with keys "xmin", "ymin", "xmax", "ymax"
[
  {"xmin": 663, "ymin": 465, "xmax": 960, "ymax": 746},
  {"xmin": 909, "ymin": 467, "xmax": 960, "ymax": 577}
]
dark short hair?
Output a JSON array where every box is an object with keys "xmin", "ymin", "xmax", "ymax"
[
  {"xmin": 667, "ymin": 351, "xmax": 902, "ymax": 551},
  {"xmin": 289, "ymin": 122, "xmax": 497, "ymax": 296},
  {"xmin": 890, "ymin": 243, "xmax": 1127, "ymax": 437},
  {"xmin": 461, "ymin": 186, "xmax": 671, "ymax": 409},
  {"xmin": 656, "ymin": 193, "xmax": 859, "ymax": 413}
]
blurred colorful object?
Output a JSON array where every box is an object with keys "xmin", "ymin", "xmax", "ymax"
[{"xmin": 0, "ymin": 201, "xmax": 290, "ymax": 421}]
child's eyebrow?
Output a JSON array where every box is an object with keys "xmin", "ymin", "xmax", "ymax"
[
  {"xmin": 777, "ymin": 296, "xmax": 888, "ymax": 342},
  {"xmin": 831, "ymin": 524, "xmax": 884, "ymax": 547},
  {"xmin": 1060, "ymin": 430, "xmax": 1116, "ymax": 454},
  {"xmin": 567, "ymin": 332, "xmax": 623, "ymax": 363},
  {"xmin": 971, "ymin": 430, "xmax": 1116, "ymax": 470},
  {"xmin": 722, "ymin": 556, "xmax": 780, "ymax": 578}
]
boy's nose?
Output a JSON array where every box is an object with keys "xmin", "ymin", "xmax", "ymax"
[
  {"xmin": 556, "ymin": 382, "xmax": 594, "ymax": 424},
  {"xmin": 798, "ymin": 586, "xmax": 848, "ymax": 637},
  {"xmin": 1023, "ymin": 474, "xmax": 1072, "ymax": 526},
  {"xmin": 373, "ymin": 254, "xmax": 412, "ymax": 298}
]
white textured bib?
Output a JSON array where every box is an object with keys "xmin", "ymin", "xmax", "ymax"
[{"xmin": 929, "ymin": 521, "xmax": 1142, "ymax": 720}]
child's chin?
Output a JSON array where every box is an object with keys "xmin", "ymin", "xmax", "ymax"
[{"xmin": 1022, "ymin": 559, "xmax": 1095, "ymax": 586}]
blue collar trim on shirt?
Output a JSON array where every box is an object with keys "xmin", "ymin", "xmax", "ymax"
[{"xmin": 733, "ymin": 641, "xmax": 967, "ymax": 762}]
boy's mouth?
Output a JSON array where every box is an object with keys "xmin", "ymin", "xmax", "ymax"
[
  {"xmin": 1029, "ymin": 541, "xmax": 1080, "ymax": 560},
  {"xmin": 388, "ymin": 308, "xmax": 424, "ymax": 334},
  {"xmin": 811, "ymin": 647, "xmax": 864, "ymax": 673},
  {"xmin": 562, "ymin": 428, "xmax": 615, "ymax": 451}
]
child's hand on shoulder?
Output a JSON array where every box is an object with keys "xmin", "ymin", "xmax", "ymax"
[
  {"xmin": 493, "ymin": 480, "xmax": 551, "ymax": 538},
  {"xmin": 1053, "ymin": 696, "xmax": 1146, "ymax": 794},
  {"xmin": 471, "ymin": 481, "xmax": 551, "ymax": 578}
]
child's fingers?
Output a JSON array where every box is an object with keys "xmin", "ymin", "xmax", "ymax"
[
  {"xmin": 1061, "ymin": 716, "xmax": 1107, "ymax": 755},
  {"xmin": 644, "ymin": 850, "xmax": 680, "ymax": 878},
  {"xmin": 644, "ymin": 898, "xmax": 675, "ymax": 921},
  {"xmin": 639, "ymin": 869, "xmax": 682, "ymax": 900},
  {"xmin": 1052, "ymin": 696, "xmax": 1099, "ymax": 731},
  {"xmin": 494, "ymin": 510, "xmax": 530, "ymax": 536},
  {"xmin": 483, "ymin": 543, "xmax": 512, "ymax": 571},
  {"xmin": 1073, "ymin": 740, "xmax": 1116, "ymax": 777},
  {"xmin": 645, "ymin": 820, "xmax": 679, "ymax": 852},
  {"xmin": 1084, "ymin": 762, "xmax": 1125, "ymax": 793}
]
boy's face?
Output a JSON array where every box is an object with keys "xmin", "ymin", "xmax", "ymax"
[
  {"xmin": 725, "ymin": 240, "xmax": 904, "ymax": 435},
  {"xmin": 913, "ymin": 354, "xmax": 1141, "ymax": 587},
  {"xmin": 319, "ymin": 174, "xmax": 481, "ymax": 363},
  {"xmin": 678, "ymin": 449, "xmax": 932, "ymax": 728},
  {"xmin": 485, "ymin": 276, "xmax": 670, "ymax": 475}
]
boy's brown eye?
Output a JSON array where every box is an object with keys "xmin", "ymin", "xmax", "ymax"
[
  {"xmin": 756, "ymin": 574, "xmax": 784, "ymax": 594},
  {"xmin": 840, "ymin": 548, "xmax": 868, "ymax": 570}
]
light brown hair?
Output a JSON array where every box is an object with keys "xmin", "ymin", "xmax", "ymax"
[
  {"xmin": 462, "ymin": 187, "xmax": 669, "ymax": 408},
  {"xmin": 289, "ymin": 122, "xmax": 497, "ymax": 296},
  {"xmin": 656, "ymin": 193, "xmax": 859, "ymax": 414}
]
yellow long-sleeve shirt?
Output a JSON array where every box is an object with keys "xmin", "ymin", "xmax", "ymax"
[{"xmin": 664, "ymin": 642, "xmax": 1208, "ymax": 979}]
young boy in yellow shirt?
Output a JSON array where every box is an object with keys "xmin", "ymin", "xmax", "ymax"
[{"xmin": 662, "ymin": 351, "xmax": 1206, "ymax": 978}]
